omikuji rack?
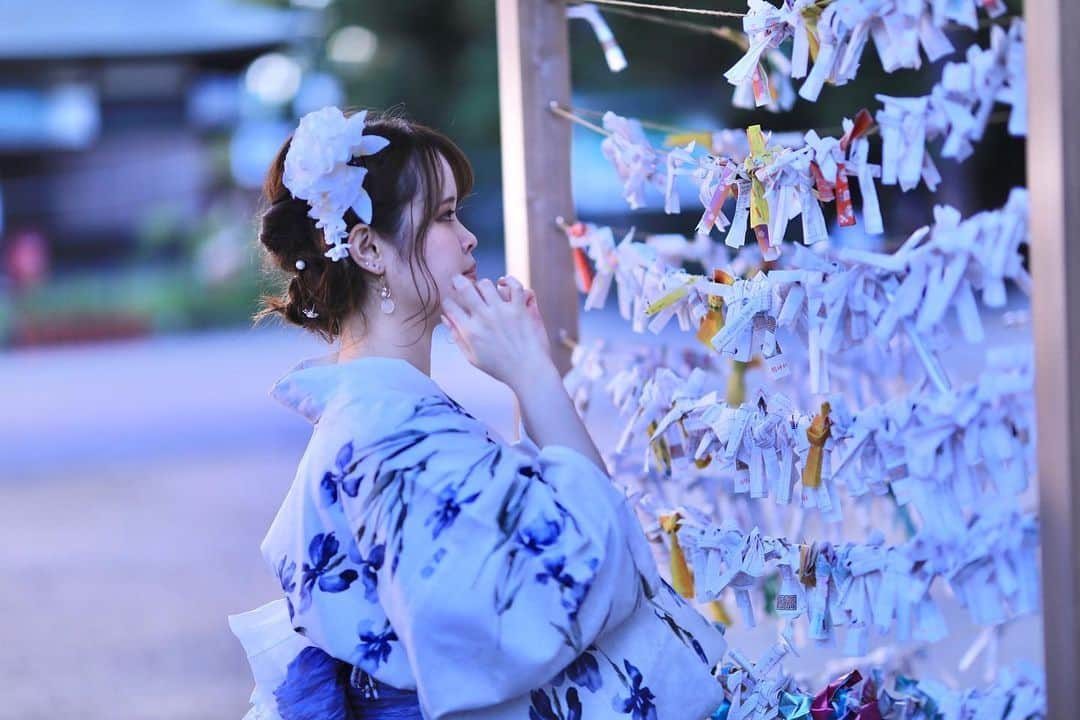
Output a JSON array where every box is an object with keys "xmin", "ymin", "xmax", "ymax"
[{"xmin": 495, "ymin": 0, "xmax": 1075, "ymax": 715}]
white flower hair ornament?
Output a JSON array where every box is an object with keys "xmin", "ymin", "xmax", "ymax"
[{"xmin": 282, "ymin": 107, "xmax": 391, "ymax": 262}]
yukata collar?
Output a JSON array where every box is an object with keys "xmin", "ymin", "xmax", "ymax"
[{"xmin": 270, "ymin": 352, "xmax": 443, "ymax": 423}]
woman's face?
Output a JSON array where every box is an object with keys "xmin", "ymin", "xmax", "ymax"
[{"xmin": 385, "ymin": 152, "xmax": 478, "ymax": 325}]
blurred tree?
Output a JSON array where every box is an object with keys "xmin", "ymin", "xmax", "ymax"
[{"xmin": 247, "ymin": 1, "xmax": 501, "ymax": 148}]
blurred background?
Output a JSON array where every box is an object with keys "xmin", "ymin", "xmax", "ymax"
[{"xmin": 0, "ymin": 1, "xmax": 1029, "ymax": 718}]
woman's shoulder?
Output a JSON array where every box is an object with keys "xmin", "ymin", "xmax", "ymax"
[
  {"xmin": 272, "ymin": 354, "xmax": 463, "ymax": 428},
  {"xmin": 311, "ymin": 389, "xmax": 498, "ymax": 473},
  {"xmin": 325, "ymin": 388, "xmax": 480, "ymax": 433}
]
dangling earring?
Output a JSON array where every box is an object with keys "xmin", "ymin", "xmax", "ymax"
[{"xmin": 379, "ymin": 277, "xmax": 395, "ymax": 315}]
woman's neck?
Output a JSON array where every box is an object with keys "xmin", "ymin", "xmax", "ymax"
[{"xmin": 336, "ymin": 311, "xmax": 435, "ymax": 376}]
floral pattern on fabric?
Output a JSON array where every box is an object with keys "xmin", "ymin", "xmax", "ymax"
[
  {"xmin": 643, "ymin": 579, "xmax": 711, "ymax": 665},
  {"xmin": 319, "ymin": 441, "xmax": 356, "ymax": 506},
  {"xmin": 529, "ymin": 686, "xmax": 582, "ymax": 720},
  {"xmin": 537, "ymin": 649, "xmax": 660, "ymax": 720},
  {"xmin": 347, "ymin": 538, "xmax": 384, "ymax": 603},
  {"xmin": 250, "ymin": 356, "xmax": 729, "ymax": 720},
  {"xmin": 611, "ymin": 660, "xmax": 657, "ymax": 720},
  {"xmin": 353, "ymin": 618, "xmax": 398, "ymax": 673},
  {"xmin": 275, "ymin": 554, "xmax": 298, "ymax": 621},
  {"xmin": 425, "ymin": 483, "xmax": 482, "ymax": 539},
  {"xmin": 297, "ymin": 532, "xmax": 359, "ymax": 613},
  {"xmin": 329, "ymin": 395, "xmax": 608, "ymax": 653},
  {"xmin": 552, "ymin": 647, "xmax": 604, "ymax": 692}
]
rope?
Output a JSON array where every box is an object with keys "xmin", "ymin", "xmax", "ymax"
[
  {"xmin": 549, "ymin": 103, "xmax": 1014, "ymax": 146},
  {"xmin": 567, "ymin": 0, "xmax": 746, "ymax": 43},
  {"xmin": 568, "ymin": 0, "xmax": 746, "ymax": 18}
]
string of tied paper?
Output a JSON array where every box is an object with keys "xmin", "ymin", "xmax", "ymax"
[
  {"xmin": 566, "ymin": 0, "xmax": 1018, "ymax": 115},
  {"xmin": 583, "ymin": 348, "xmax": 1037, "ymax": 674},
  {"xmin": 666, "ymin": 506, "xmax": 1039, "ymax": 655},
  {"xmin": 583, "ymin": 357, "xmax": 1037, "ymax": 693},
  {"xmin": 725, "ymin": 0, "xmax": 1012, "ymax": 107},
  {"xmin": 553, "ymin": 17, "xmax": 1026, "ymax": 254},
  {"xmin": 568, "ymin": 0, "xmax": 801, "ymax": 114},
  {"xmin": 596, "ymin": 347, "xmax": 1034, "ymax": 525},
  {"xmin": 558, "ymin": 194, "xmax": 1034, "ymax": 663},
  {"xmin": 559, "ymin": 188, "xmax": 1030, "ymax": 394},
  {"xmin": 591, "ymin": 107, "xmax": 884, "ymax": 256},
  {"xmin": 876, "ymin": 18, "xmax": 1026, "ymax": 191},
  {"xmin": 561, "ymin": 1, "xmax": 1040, "ymax": 714},
  {"xmin": 707, "ymin": 642, "xmax": 1044, "ymax": 719},
  {"xmin": 560, "ymin": 262, "xmax": 1036, "ymax": 677}
]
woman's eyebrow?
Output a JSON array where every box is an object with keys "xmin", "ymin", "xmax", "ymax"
[{"xmin": 440, "ymin": 196, "xmax": 457, "ymax": 206}]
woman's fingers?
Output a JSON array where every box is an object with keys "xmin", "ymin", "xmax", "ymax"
[
  {"xmin": 450, "ymin": 274, "xmax": 485, "ymax": 314},
  {"xmin": 474, "ymin": 278, "xmax": 503, "ymax": 307},
  {"xmin": 500, "ymin": 275, "xmax": 526, "ymax": 305},
  {"xmin": 494, "ymin": 278, "xmax": 512, "ymax": 303}
]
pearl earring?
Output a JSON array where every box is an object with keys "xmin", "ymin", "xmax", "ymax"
[{"xmin": 379, "ymin": 278, "xmax": 395, "ymax": 315}]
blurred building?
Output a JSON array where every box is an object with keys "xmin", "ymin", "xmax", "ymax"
[{"xmin": 0, "ymin": 0, "xmax": 317, "ymax": 268}]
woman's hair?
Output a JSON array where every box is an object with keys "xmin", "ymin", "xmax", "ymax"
[{"xmin": 254, "ymin": 108, "xmax": 474, "ymax": 342}]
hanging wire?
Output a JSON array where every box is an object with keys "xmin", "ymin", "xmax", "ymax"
[
  {"xmin": 551, "ymin": 102, "xmax": 1014, "ymax": 147},
  {"xmin": 550, "ymin": 101, "xmax": 1020, "ymax": 258},
  {"xmin": 566, "ymin": 0, "xmax": 1016, "ymax": 41},
  {"xmin": 567, "ymin": 0, "xmax": 748, "ymax": 47},
  {"xmin": 566, "ymin": 0, "xmax": 747, "ymax": 18},
  {"xmin": 550, "ymin": 101, "xmax": 861, "ymax": 143},
  {"xmin": 549, "ymin": 101, "xmax": 615, "ymax": 138},
  {"xmin": 564, "ymin": 105, "xmax": 699, "ymax": 135}
]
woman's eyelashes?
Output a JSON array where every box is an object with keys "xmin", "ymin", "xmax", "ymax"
[{"xmin": 441, "ymin": 202, "xmax": 470, "ymax": 222}]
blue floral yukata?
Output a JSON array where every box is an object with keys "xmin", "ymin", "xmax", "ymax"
[{"xmin": 229, "ymin": 354, "xmax": 726, "ymax": 720}]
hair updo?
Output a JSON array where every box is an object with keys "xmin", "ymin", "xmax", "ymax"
[{"xmin": 254, "ymin": 108, "xmax": 474, "ymax": 342}]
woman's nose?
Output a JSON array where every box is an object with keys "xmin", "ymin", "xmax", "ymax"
[{"xmin": 462, "ymin": 228, "xmax": 477, "ymax": 253}]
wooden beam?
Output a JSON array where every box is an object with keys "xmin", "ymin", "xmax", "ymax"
[
  {"xmin": 496, "ymin": 0, "xmax": 577, "ymax": 374},
  {"xmin": 1027, "ymin": 0, "xmax": 1080, "ymax": 714}
]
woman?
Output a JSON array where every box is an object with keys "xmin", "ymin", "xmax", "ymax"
[{"xmin": 229, "ymin": 107, "xmax": 727, "ymax": 720}]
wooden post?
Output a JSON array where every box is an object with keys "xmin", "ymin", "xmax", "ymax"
[
  {"xmin": 496, "ymin": 0, "xmax": 578, "ymax": 374},
  {"xmin": 1027, "ymin": 0, "xmax": 1080, "ymax": 715}
]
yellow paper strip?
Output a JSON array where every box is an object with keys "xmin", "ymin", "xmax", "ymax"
[
  {"xmin": 645, "ymin": 279, "xmax": 695, "ymax": 316},
  {"xmin": 659, "ymin": 512, "xmax": 695, "ymax": 598},
  {"xmin": 664, "ymin": 131, "xmax": 712, "ymax": 149}
]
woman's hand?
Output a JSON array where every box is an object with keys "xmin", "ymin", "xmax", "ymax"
[
  {"xmin": 441, "ymin": 274, "xmax": 553, "ymax": 389},
  {"xmin": 496, "ymin": 276, "xmax": 551, "ymax": 359}
]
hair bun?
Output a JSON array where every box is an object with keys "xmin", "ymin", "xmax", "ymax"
[{"xmin": 259, "ymin": 197, "xmax": 317, "ymax": 261}]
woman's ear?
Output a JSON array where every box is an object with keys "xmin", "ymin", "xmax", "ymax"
[{"xmin": 346, "ymin": 223, "xmax": 384, "ymax": 274}]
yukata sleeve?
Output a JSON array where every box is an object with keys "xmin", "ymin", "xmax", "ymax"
[{"xmin": 338, "ymin": 395, "xmax": 655, "ymax": 720}]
